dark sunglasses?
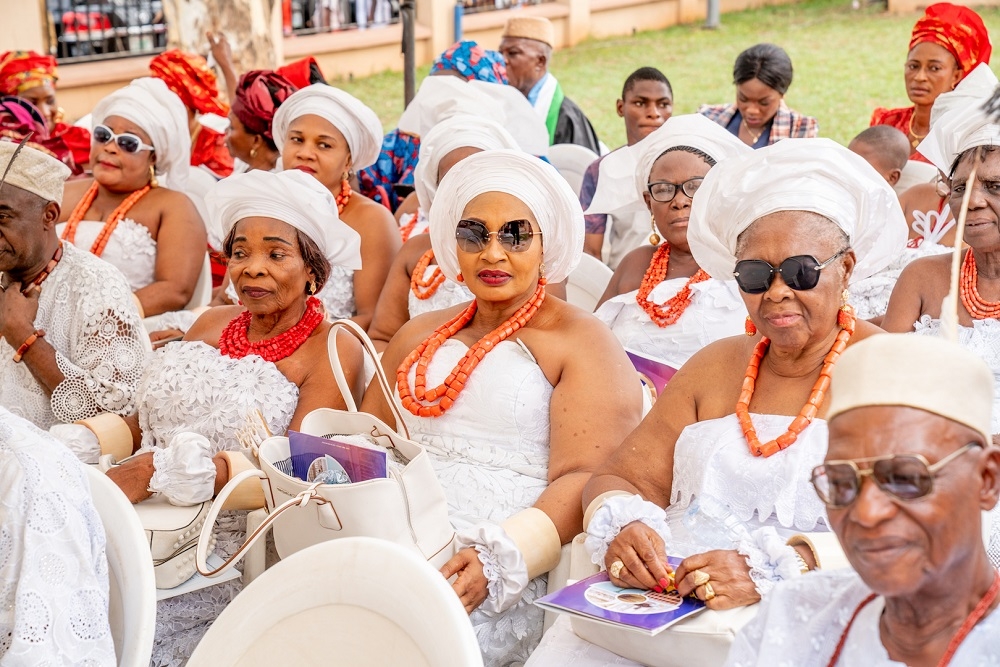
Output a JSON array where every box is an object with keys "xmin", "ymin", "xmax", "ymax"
[
  {"xmin": 92, "ymin": 124, "xmax": 155, "ymax": 154},
  {"xmin": 733, "ymin": 248, "xmax": 847, "ymax": 294},
  {"xmin": 455, "ymin": 219, "xmax": 540, "ymax": 253},
  {"xmin": 647, "ymin": 177, "xmax": 703, "ymax": 204},
  {"xmin": 810, "ymin": 442, "xmax": 981, "ymax": 509}
]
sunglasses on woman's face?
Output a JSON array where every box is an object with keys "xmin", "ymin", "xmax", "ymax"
[
  {"xmin": 810, "ymin": 442, "xmax": 981, "ymax": 509},
  {"xmin": 733, "ymin": 248, "xmax": 847, "ymax": 294},
  {"xmin": 455, "ymin": 219, "xmax": 541, "ymax": 253},
  {"xmin": 92, "ymin": 124, "xmax": 155, "ymax": 154},
  {"xmin": 647, "ymin": 177, "xmax": 703, "ymax": 204}
]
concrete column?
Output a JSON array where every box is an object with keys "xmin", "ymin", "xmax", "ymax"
[
  {"xmin": 417, "ymin": 0, "xmax": 454, "ymax": 58},
  {"xmin": 557, "ymin": 0, "xmax": 591, "ymax": 47},
  {"xmin": 2, "ymin": 0, "xmax": 48, "ymax": 53}
]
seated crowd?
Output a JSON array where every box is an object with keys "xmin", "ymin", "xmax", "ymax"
[{"xmin": 2, "ymin": 4, "xmax": 1000, "ymax": 666}]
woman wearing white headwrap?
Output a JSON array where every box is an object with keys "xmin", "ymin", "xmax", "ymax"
[
  {"xmin": 213, "ymin": 83, "xmax": 399, "ymax": 328},
  {"xmin": 362, "ymin": 149, "xmax": 643, "ymax": 666},
  {"xmin": 590, "ymin": 115, "xmax": 751, "ymax": 371},
  {"xmin": 74, "ymin": 168, "xmax": 366, "ymax": 666},
  {"xmin": 58, "ymin": 77, "xmax": 207, "ymax": 317}
]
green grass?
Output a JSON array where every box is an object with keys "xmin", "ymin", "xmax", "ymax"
[{"xmin": 337, "ymin": 0, "xmax": 1000, "ymax": 148}]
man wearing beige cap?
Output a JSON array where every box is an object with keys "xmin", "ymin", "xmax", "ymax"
[
  {"xmin": 499, "ymin": 16, "xmax": 601, "ymax": 153},
  {"xmin": 727, "ymin": 333, "xmax": 1000, "ymax": 666},
  {"xmin": 0, "ymin": 140, "xmax": 146, "ymax": 437}
]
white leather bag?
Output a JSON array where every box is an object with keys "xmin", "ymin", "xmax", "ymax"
[{"xmin": 195, "ymin": 320, "xmax": 457, "ymax": 577}]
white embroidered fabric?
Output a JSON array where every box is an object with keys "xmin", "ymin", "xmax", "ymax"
[
  {"xmin": 585, "ymin": 494, "xmax": 672, "ymax": 566},
  {"xmin": 398, "ymin": 339, "xmax": 554, "ymax": 667},
  {"xmin": 849, "ymin": 240, "xmax": 950, "ymax": 321},
  {"xmin": 56, "ymin": 218, "xmax": 157, "ymax": 291},
  {"xmin": 398, "ymin": 210, "xmax": 430, "ymax": 239},
  {"xmin": 225, "ymin": 264, "xmax": 356, "ymax": 320},
  {"xmin": 407, "ymin": 264, "xmax": 473, "ymax": 319},
  {"xmin": 0, "ymin": 242, "xmax": 148, "ymax": 430},
  {"xmin": 725, "ymin": 569, "xmax": 1000, "ymax": 666},
  {"xmin": 0, "ymin": 407, "xmax": 116, "ymax": 666},
  {"xmin": 595, "ymin": 277, "xmax": 747, "ymax": 369}
]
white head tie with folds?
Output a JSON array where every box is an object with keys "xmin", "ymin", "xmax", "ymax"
[
  {"xmin": 586, "ymin": 114, "xmax": 751, "ymax": 217},
  {"xmin": 208, "ymin": 169, "xmax": 362, "ymax": 271},
  {"xmin": 414, "ymin": 115, "xmax": 521, "ymax": 215},
  {"xmin": 429, "ymin": 149, "xmax": 583, "ymax": 284},
  {"xmin": 918, "ymin": 64, "xmax": 1000, "ymax": 175},
  {"xmin": 92, "ymin": 77, "xmax": 191, "ymax": 191},
  {"xmin": 687, "ymin": 138, "xmax": 907, "ymax": 283},
  {"xmin": 272, "ymin": 84, "xmax": 384, "ymax": 170}
]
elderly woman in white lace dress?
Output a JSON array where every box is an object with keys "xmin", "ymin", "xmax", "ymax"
[
  {"xmin": 528, "ymin": 140, "xmax": 906, "ymax": 665},
  {"xmin": 363, "ymin": 149, "xmax": 643, "ymax": 666},
  {"xmin": 58, "ymin": 78, "xmax": 207, "ymax": 318},
  {"xmin": 591, "ymin": 114, "xmax": 750, "ymax": 371},
  {"xmin": 58, "ymin": 169, "xmax": 366, "ymax": 666}
]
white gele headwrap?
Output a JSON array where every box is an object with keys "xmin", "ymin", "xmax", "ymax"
[
  {"xmin": 586, "ymin": 114, "xmax": 752, "ymax": 218},
  {"xmin": 0, "ymin": 140, "xmax": 71, "ymax": 204},
  {"xmin": 919, "ymin": 64, "xmax": 1000, "ymax": 176},
  {"xmin": 272, "ymin": 84, "xmax": 384, "ymax": 170},
  {"xmin": 687, "ymin": 138, "xmax": 908, "ymax": 283},
  {"xmin": 92, "ymin": 77, "xmax": 191, "ymax": 191},
  {"xmin": 207, "ymin": 169, "xmax": 362, "ymax": 271},
  {"xmin": 429, "ymin": 149, "xmax": 584, "ymax": 284},
  {"xmin": 414, "ymin": 115, "xmax": 521, "ymax": 216}
]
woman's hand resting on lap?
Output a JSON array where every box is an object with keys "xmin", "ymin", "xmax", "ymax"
[
  {"xmin": 441, "ymin": 547, "xmax": 488, "ymax": 614},
  {"xmin": 674, "ymin": 549, "xmax": 759, "ymax": 610},
  {"xmin": 105, "ymin": 452, "xmax": 155, "ymax": 504},
  {"xmin": 604, "ymin": 521, "xmax": 673, "ymax": 590}
]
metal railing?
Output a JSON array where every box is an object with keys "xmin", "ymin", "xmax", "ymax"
[
  {"xmin": 286, "ymin": 0, "xmax": 401, "ymax": 35},
  {"xmin": 460, "ymin": 0, "xmax": 550, "ymax": 15},
  {"xmin": 45, "ymin": 0, "xmax": 167, "ymax": 63}
]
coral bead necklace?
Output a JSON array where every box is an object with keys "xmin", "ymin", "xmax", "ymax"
[
  {"xmin": 62, "ymin": 182, "xmax": 152, "ymax": 258},
  {"xmin": 960, "ymin": 249, "xmax": 1000, "ymax": 320},
  {"xmin": 397, "ymin": 279, "xmax": 547, "ymax": 417},
  {"xmin": 335, "ymin": 179, "xmax": 352, "ymax": 215},
  {"xmin": 219, "ymin": 296, "xmax": 324, "ymax": 362},
  {"xmin": 410, "ymin": 249, "xmax": 446, "ymax": 300},
  {"xmin": 637, "ymin": 243, "xmax": 710, "ymax": 327},
  {"xmin": 736, "ymin": 306, "xmax": 856, "ymax": 458}
]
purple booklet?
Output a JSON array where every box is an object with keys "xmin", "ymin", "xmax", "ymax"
[
  {"xmin": 626, "ymin": 348, "xmax": 678, "ymax": 402},
  {"xmin": 535, "ymin": 563, "xmax": 705, "ymax": 636},
  {"xmin": 287, "ymin": 430, "xmax": 387, "ymax": 483}
]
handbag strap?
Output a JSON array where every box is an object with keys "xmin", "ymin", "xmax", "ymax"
[
  {"xmin": 195, "ymin": 468, "xmax": 331, "ymax": 578},
  {"xmin": 327, "ymin": 318, "xmax": 411, "ymax": 438}
]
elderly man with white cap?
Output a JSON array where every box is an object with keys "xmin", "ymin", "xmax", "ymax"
[
  {"xmin": 0, "ymin": 139, "xmax": 146, "ymax": 436},
  {"xmin": 727, "ymin": 333, "xmax": 1000, "ymax": 666},
  {"xmin": 498, "ymin": 16, "xmax": 601, "ymax": 152}
]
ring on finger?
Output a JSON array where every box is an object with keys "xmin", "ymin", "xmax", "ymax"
[
  {"xmin": 692, "ymin": 569, "xmax": 711, "ymax": 587},
  {"xmin": 702, "ymin": 582, "xmax": 716, "ymax": 601},
  {"xmin": 609, "ymin": 560, "xmax": 625, "ymax": 579}
]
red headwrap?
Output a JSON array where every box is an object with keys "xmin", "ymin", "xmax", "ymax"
[
  {"xmin": 231, "ymin": 70, "xmax": 298, "ymax": 146},
  {"xmin": 0, "ymin": 51, "xmax": 58, "ymax": 96},
  {"xmin": 275, "ymin": 57, "xmax": 326, "ymax": 89},
  {"xmin": 909, "ymin": 2, "xmax": 992, "ymax": 77},
  {"xmin": 150, "ymin": 49, "xmax": 229, "ymax": 116}
]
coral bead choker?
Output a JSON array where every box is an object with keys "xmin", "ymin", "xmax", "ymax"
[
  {"xmin": 62, "ymin": 182, "xmax": 152, "ymax": 258},
  {"xmin": 411, "ymin": 249, "xmax": 446, "ymax": 300},
  {"xmin": 219, "ymin": 296, "xmax": 324, "ymax": 362},
  {"xmin": 397, "ymin": 279, "xmax": 547, "ymax": 417},
  {"xmin": 637, "ymin": 243, "xmax": 709, "ymax": 328},
  {"xmin": 960, "ymin": 249, "xmax": 1000, "ymax": 320}
]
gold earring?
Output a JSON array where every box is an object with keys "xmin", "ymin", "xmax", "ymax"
[
  {"xmin": 306, "ymin": 281, "xmax": 316, "ymax": 295},
  {"xmin": 648, "ymin": 215, "xmax": 661, "ymax": 246},
  {"xmin": 250, "ymin": 147, "xmax": 258, "ymax": 159},
  {"xmin": 148, "ymin": 165, "xmax": 158, "ymax": 188}
]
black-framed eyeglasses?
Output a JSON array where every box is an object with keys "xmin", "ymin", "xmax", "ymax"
[
  {"xmin": 733, "ymin": 248, "xmax": 848, "ymax": 294},
  {"xmin": 455, "ymin": 219, "xmax": 540, "ymax": 253},
  {"xmin": 92, "ymin": 124, "xmax": 155, "ymax": 154},
  {"xmin": 810, "ymin": 442, "xmax": 982, "ymax": 509},
  {"xmin": 647, "ymin": 177, "xmax": 703, "ymax": 203}
]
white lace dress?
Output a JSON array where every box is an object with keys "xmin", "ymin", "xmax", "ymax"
[
  {"xmin": 0, "ymin": 242, "xmax": 148, "ymax": 429},
  {"xmin": 56, "ymin": 218, "xmax": 158, "ymax": 291},
  {"xmin": 594, "ymin": 278, "xmax": 747, "ymax": 369},
  {"xmin": 136, "ymin": 341, "xmax": 300, "ymax": 666},
  {"xmin": 407, "ymin": 265, "xmax": 473, "ymax": 319},
  {"xmin": 225, "ymin": 264, "xmax": 356, "ymax": 320},
  {"xmin": 398, "ymin": 339, "xmax": 554, "ymax": 667},
  {"xmin": 849, "ymin": 241, "xmax": 951, "ymax": 321}
]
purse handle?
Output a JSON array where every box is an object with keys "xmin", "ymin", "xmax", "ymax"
[{"xmin": 327, "ymin": 318, "xmax": 411, "ymax": 439}]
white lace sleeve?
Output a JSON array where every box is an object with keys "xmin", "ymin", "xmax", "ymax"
[
  {"xmin": 735, "ymin": 526, "xmax": 802, "ymax": 598},
  {"xmin": 455, "ymin": 521, "xmax": 529, "ymax": 614},
  {"xmin": 585, "ymin": 494, "xmax": 672, "ymax": 566}
]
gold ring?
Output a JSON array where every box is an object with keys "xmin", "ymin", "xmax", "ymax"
[
  {"xmin": 702, "ymin": 582, "xmax": 715, "ymax": 601},
  {"xmin": 609, "ymin": 560, "xmax": 625, "ymax": 579},
  {"xmin": 692, "ymin": 569, "xmax": 711, "ymax": 587}
]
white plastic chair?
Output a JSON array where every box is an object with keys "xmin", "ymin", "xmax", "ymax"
[
  {"xmin": 895, "ymin": 158, "xmax": 938, "ymax": 195},
  {"xmin": 548, "ymin": 143, "xmax": 600, "ymax": 195},
  {"xmin": 184, "ymin": 254, "xmax": 212, "ymax": 310},
  {"xmin": 566, "ymin": 253, "xmax": 614, "ymax": 312},
  {"xmin": 84, "ymin": 465, "xmax": 156, "ymax": 667},
  {"xmin": 187, "ymin": 537, "xmax": 484, "ymax": 667}
]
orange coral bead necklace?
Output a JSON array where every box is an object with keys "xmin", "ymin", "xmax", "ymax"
[
  {"xmin": 637, "ymin": 243, "xmax": 710, "ymax": 328},
  {"xmin": 62, "ymin": 182, "xmax": 152, "ymax": 258},
  {"xmin": 410, "ymin": 249, "xmax": 446, "ymax": 300},
  {"xmin": 397, "ymin": 278, "xmax": 547, "ymax": 417},
  {"xmin": 335, "ymin": 178, "xmax": 352, "ymax": 215},
  {"xmin": 960, "ymin": 249, "xmax": 1000, "ymax": 320},
  {"xmin": 736, "ymin": 307, "xmax": 856, "ymax": 458}
]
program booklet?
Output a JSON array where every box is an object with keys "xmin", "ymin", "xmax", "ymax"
[
  {"xmin": 535, "ymin": 562, "xmax": 705, "ymax": 636},
  {"xmin": 626, "ymin": 348, "xmax": 679, "ymax": 402},
  {"xmin": 287, "ymin": 430, "xmax": 388, "ymax": 483}
]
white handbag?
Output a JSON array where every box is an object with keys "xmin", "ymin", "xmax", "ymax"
[{"xmin": 196, "ymin": 320, "xmax": 457, "ymax": 577}]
